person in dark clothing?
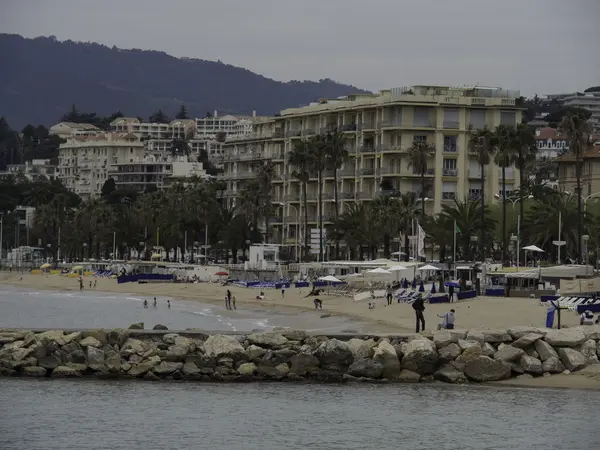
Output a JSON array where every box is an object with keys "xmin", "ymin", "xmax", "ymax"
[
  {"xmin": 448, "ymin": 285, "xmax": 454, "ymax": 303},
  {"xmin": 412, "ymin": 294, "xmax": 426, "ymax": 333}
]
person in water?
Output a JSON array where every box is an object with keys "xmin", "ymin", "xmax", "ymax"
[
  {"xmin": 143, "ymin": 299, "xmax": 148, "ymax": 309},
  {"xmin": 167, "ymin": 300, "xmax": 171, "ymax": 309},
  {"xmin": 153, "ymin": 297, "xmax": 157, "ymax": 308}
]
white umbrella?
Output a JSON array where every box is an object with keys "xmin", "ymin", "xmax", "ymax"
[
  {"xmin": 522, "ymin": 245, "xmax": 544, "ymax": 252},
  {"xmin": 389, "ymin": 265, "xmax": 408, "ymax": 272},
  {"xmin": 319, "ymin": 275, "xmax": 342, "ymax": 283},
  {"xmin": 417, "ymin": 264, "xmax": 440, "ymax": 271},
  {"xmin": 391, "ymin": 251, "xmax": 406, "ymax": 256},
  {"xmin": 366, "ymin": 267, "xmax": 392, "ymax": 275}
]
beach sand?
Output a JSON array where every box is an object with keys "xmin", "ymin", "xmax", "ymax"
[{"xmin": 0, "ymin": 272, "xmax": 583, "ymax": 333}]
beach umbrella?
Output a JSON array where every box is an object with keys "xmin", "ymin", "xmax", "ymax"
[
  {"xmin": 419, "ymin": 280, "xmax": 425, "ymax": 292},
  {"xmin": 522, "ymin": 245, "xmax": 544, "ymax": 252},
  {"xmin": 366, "ymin": 268, "xmax": 391, "ymax": 275},
  {"xmin": 411, "ymin": 279, "xmax": 417, "ymax": 289},
  {"xmin": 389, "ymin": 265, "xmax": 407, "ymax": 272},
  {"xmin": 444, "ymin": 281, "xmax": 460, "ymax": 288},
  {"xmin": 417, "ymin": 264, "xmax": 440, "ymax": 271},
  {"xmin": 318, "ymin": 275, "xmax": 342, "ymax": 283},
  {"xmin": 72, "ymin": 265, "xmax": 84, "ymax": 272},
  {"xmin": 431, "ymin": 283, "xmax": 437, "ymax": 294},
  {"xmin": 215, "ymin": 271, "xmax": 229, "ymax": 276},
  {"xmin": 40, "ymin": 263, "xmax": 51, "ymax": 269},
  {"xmin": 151, "ymin": 253, "xmax": 161, "ymax": 260}
]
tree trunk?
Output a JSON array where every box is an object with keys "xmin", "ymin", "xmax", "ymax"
[
  {"xmin": 403, "ymin": 226, "xmax": 410, "ymax": 262},
  {"xmin": 502, "ymin": 167, "xmax": 507, "ymax": 266},
  {"xmin": 383, "ymin": 233, "xmax": 390, "ymax": 258},
  {"xmin": 421, "ymin": 172, "xmax": 425, "ymax": 217},
  {"xmin": 480, "ymin": 163, "xmax": 485, "ymax": 260},
  {"xmin": 318, "ymin": 171, "xmax": 324, "ymax": 261},
  {"xmin": 576, "ymin": 154, "xmax": 583, "ymax": 263},
  {"xmin": 333, "ymin": 168, "xmax": 340, "ymax": 259},
  {"xmin": 302, "ymin": 181, "xmax": 309, "ymax": 261},
  {"xmin": 518, "ymin": 149, "xmax": 525, "ymax": 266}
]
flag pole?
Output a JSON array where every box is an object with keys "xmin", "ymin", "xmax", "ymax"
[{"xmin": 453, "ymin": 220, "xmax": 457, "ymax": 280}]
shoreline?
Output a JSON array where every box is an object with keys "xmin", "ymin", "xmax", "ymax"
[{"xmin": 0, "ymin": 273, "xmax": 586, "ymax": 333}]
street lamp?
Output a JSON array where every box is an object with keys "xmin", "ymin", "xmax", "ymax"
[
  {"xmin": 582, "ymin": 235, "xmax": 590, "ymax": 275},
  {"xmin": 494, "ymin": 194, "xmax": 534, "ymax": 269},
  {"xmin": 139, "ymin": 241, "xmax": 145, "ymax": 261},
  {"xmin": 82, "ymin": 242, "xmax": 88, "ymax": 262}
]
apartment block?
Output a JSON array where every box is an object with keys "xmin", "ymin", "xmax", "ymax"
[
  {"xmin": 0, "ymin": 159, "xmax": 57, "ymax": 181},
  {"xmin": 555, "ymin": 143, "xmax": 600, "ymax": 197},
  {"xmin": 220, "ymin": 85, "xmax": 522, "ymax": 250}
]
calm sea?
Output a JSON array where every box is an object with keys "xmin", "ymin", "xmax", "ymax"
[{"xmin": 0, "ymin": 379, "xmax": 596, "ymax": 450}]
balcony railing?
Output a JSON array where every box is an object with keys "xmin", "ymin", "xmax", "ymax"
[
  {"xmin": 340, "ymin": 168, "xmax": 356, "ymax": 177},
  {"xmin": 360, "ymin": 168, "xmax": 375, "ymax": 176},
  {"xmin": 443, "ymin": 145, "xmax": 458, "ymax": 153},
  {"xmin": 412, "ymin": 168, "xmax": 435, "ymax": 175},
  {"xmin": 285, "ymin": 194, "xmax": 301, "ymax": 201},
  {"xmin": 358, "ymin": 191, "xmax": 374, "ymax": 199},
  {"xmin": 379, "ymin": 167, "xmax": 401, "ymax": 175},
  {"xmin": 359, "ymin": 121, "xmax": 376, "ymax": 130},
  {"xmin": 273, "ymin": 130, "xmax": 285, "ymax": 138},
  {"xmin": 378, "ymin": 119, "xmax": 401, "ymax": 128},
  {"xmin": 341, "ymin": 192, "xmax": 355, "ymax": 199},
  {"xmin": 340, "ymin": 124, "xmax": 357, "ymax": 132},
  {"xmin": 443, "ymin": 120, "xmax": 460, "ymax": 129},
  {"xmin": 360, "ymin": 146, "xmax": 376, "ymax": 153},
  {"xmin": 302, "ymin": 128, "xmax": 316, "ymax": 136},
  {"xmin": 286, "ymin": 129, "xmax": 301, "ymax": 138},
  {"xmin": 320, "ymin": 125, "xmax": 337, "ymax": 134},
  {"xmin": 412, "ymin": 120, "xmax": 435, "ymax": 128},
  {"xmin": 442, "ymin": 168, "xmax": 459, "ymax": 177},
  {"xmin": 468, "ymin": 192, "xmax": 482, "ymax": 201},
  {"xmin": 442, "ymin": 192, "xmax": 456, "ymax": 200}
]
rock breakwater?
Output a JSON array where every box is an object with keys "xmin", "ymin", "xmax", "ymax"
[{"xmin": 1, "ymin": 326, "xmax": 599, "ymax": 384}]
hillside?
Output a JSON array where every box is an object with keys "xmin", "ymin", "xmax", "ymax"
[{"xmin": 0, "ymin": 34, "xmax": 370, "ymax": 128}]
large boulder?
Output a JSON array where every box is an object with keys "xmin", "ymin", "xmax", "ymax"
[
  {"xmin": 203, "ymin": 335, "xmax": 247, "ymax": 360},
  {"xmin": 372, "ymin": 340, "xmax": 401, "ymax": 379},
  {"xmin": 128, "ymin": 322, "xmax": 144, "ymax": 330},
  {"xmin": 582, "ymin": 325, "xmax": 600, "ymax": 341},
  {"xmin": 508, "ymin": 326, "xmax": 546, "ymax": 340},
  {"xmin": 237, "ymin": 362, "xmax": 258, "ymax": 376},
  {"xmin": 455, "ymin": 346, "xmax": 483, "ymax": 364},
  {"xmin": 481, "ymin": 330, "xmax": 512, "ymax": 343},
  {"xmin": 153, "ymin": 361, "xmax": 183, "ymax": 376},
  {"xmin": 534, "ymin": 340, "xmax": 559, "ymax": 362},
  {"xmin": 434, "ymin": 363, "xmax": 467, "ymax": 383},
  {"xmin": 314, "ymin": 339, "xmax": 353, "ymax": 371},
  {"xmin": 458, "ymin": 340, "xmax": 481, "ymax": 351},
  {"xmin": 128, "ymin": 356, "xmax": 161, "ymax": 377},
  {"xmin": 153, "ymin": 324, "xmax": 169, "ymax": 330},
  {"xmin": 162, "ymin": 334, "xmax": 180, "ymax": 345},
  {"xmin": 107, "ymin": 329, "xmax": 129, "ymax": 347},
  {"xmin": 544, "ymin": 329, "xmax": 586, "ymax": 347},
  {"xmin": 182, "ymin": 362, "xmax": 202, "ymax": 378},
  {"xmin": 577, "ymin": 340, "xmax": 599, "ymax": 364},
  {"xmin": 557, "ymin": 348, "xmax": 587, "ymax": 372},
  {"xmin": 81, "ymin": 329, "xmax": 108, "ymax": 345},
  {"xmin": 482, "ymin": 343, "xmax": 496, "ymax": 357},
  {"xmin": 79, "ymin": 337, "xmax": 102, "ymax": 348},
  {"xmin": 494, "ymin": 346, "xmax": 525, "ymax": 363},
  {"xmin": 164, "ymin": 345, "xmax": 190, "ymax": 362},
  {"xmin": 465, "ymin": 330, "xmax": 485, "ymax": 344},
  {"xmin": 86, "ymin": 347, "xmax": 105, "ymax": 367},
  {"xmin": 347, "ymin": 359, "xmax": 384, "ymax": 379},
  {"xmin": 51, "ymin": 366, "xmax": 82, "ymax": 377},
  {"xmin": 433, "ymin": 331, "xmax": 456, "ymax": 349},
  {"xmin": 400, "ymin": 338, "xmax": 437, "ymax": 376},
  {"xmin": 398, "ymin": 370, "xmax": 421, "ymax": 383},
  {"xmin": 519, "ymin": 355, "xmax": 543, "ymax": 374},
  {"xmin": 438, "ymin": 343, "xmax": 461, "ymax": 362},
  {"xmin": 289, "ymin": 354, "xmax": 319, "ymax": 376},
  {"xmin": 36, "ymin": 330, "xmax": 67, "ymax": 346},
  {"xmin": 246, "ymin": 332, "xmax": 289, "ymax": 348},
  {"xmin": 464, "ymin": 356, "xmax": 511, "ymax": 382},
  {"xmin": 274, "ymin": 329, "xmax": 308, "ymax": 341},
  {"xmin": 542, "ymin": 356, "xmax": 565, "ymax": 373},
  {"xmin": 347, "ymin": 338, "xmax": 376, "ymax": 361},
  {"xmin": 22, "ymin": 366, "xmax": 47, "ymax": 377},
  {"xmin": 512, "ymin": 333, "xmax": 544, "ymax": 349},
  {"xmin": 38, "ymin": 355, "xmax": 61, "ymax": 370},
  {"xmin": 246, "ymin": 345, "xmax": 267, "ymax": 361}
]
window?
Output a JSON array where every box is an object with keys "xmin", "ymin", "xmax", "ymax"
[
  {"xmin": 413, "ymin": 107, "xmax": 433, "ymax": 127},
  {"xmin": 443, "ymin": 109, "xmax": 460, "ymax": 129},
  {"xmin": 414, "ymin": 135, "xmax": 427, "ymax": 142},
  {"xmin": 469, "ymin": 110, "xmax": 486, "ymax": 129},
  {"xmin": 443, "ymin": 135, "xmax": 457, "ymax": 152},
  {"xmin": 442, "ymin": 181, "xmax": 457, "ymax": 200},
  {"xmin": 500, "ymin": 111, "xmax": 516, "ymax": 126}
]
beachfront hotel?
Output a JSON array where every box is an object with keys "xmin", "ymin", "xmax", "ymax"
[{"xmin": 219, "ymin": 84, "xmax": 523, "ymax": 252}]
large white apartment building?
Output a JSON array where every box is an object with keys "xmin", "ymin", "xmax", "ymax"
[
  {"xmin": 563, "ymin": 92, "xmax": 600, "ymax": 134},
  {"xmin": 220, "ymin": 84, "xmax": 523, "ymax": 253}
]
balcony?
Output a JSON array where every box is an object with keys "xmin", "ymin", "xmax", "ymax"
[
  {"xmin": 340, "ymin": 124, "xmax": 357, "ymax": 132},
  {"xmin": 443, "ymin": 144, "xmax": 458, "ymax": 153},
  {"xmin": 359, "ymin": 121, "xmax": 376, "ymax": 130},
  {"xmin": 443, "ymin": 120, "xmax": 460, "ymax": 129},
  {"xmin": 442, "ymin": 192, "xmax": 456, "ymax": 200},
  {"xmin": 222, "ymin": 171, "xmax": 255, "ymax": 180},
  {"xmin": 378, "ymin": 119, "xmax": 401, "ymax": 128},
  {"xmin": 285, "ymin": 193, "xmax": 301, "ymax": 201},
  {"xmin": 468, "ymin": 192, "xmax": 482, "ymax": 201},
  {"xmin": 379, "ymin": 145, "xmax": 405, "ymax": 153},
  {"xmin": 360, "ymin": 146, "xmax": 376, "ymax": 153},
  {"xmin": 379, "ymin": 167, "xmax": 402, "ymax": 175},
  {"xmin": 320, "ymin": 125, "xmax": 337, "ymax": 134},
  {"xmin": 360, "ymin": 168, "xmax": 375, "ymax": 176},
  {"xmin": 358, "ymin": 191, "xmax": 374, "ymax": 199},
  {"xmin": 273, "ymin": 130, "xmax": 285, "ymax": 138},
  {"xmin": 340, "ymin": 167, "xmax": 356, "ymax": 177},
  {"xmin": 471, "ymin": 98, "xmax": 487, "ymax": 106},
  {"xmin": 442, "ymin": 168, "xmax": 459, "ymax": 177},
  {"xmin": 340, "ymin": 192, "xmax": 356, "ymax": 199},
  {"xmin": 411, "ymin": 168, "xmax": 435, "ymax": 176},
  {"xmin": 286, "ymin": 129, "xmax": 301, "ymax": 138},
  {"xmin": 302, "ymin": 128, "xmax": 316, "ymax": 137},
  {"xmin": 412, "ymin": 120, "xmax": 435, "ymax": 129}
]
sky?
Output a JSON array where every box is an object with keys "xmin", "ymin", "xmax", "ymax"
[{"xmin": 1, "ymin": 0, "xmax": 599, "ymax": 96}]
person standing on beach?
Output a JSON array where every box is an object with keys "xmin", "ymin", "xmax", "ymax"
[
  {"xmin": 385, "ymin": 285, "xmax": 393, "ymax": 306},
  {"xmin": 232, "ymin": 296, "xmax": 237, "ymax": 310},
  {"xmin": 281, "ymin": 285, "xmax": 285, "ymax": 298},
  {"xmin": 412, "ymin": 294, "xmax": 426, "ymax": 333},
  {"xmin": 226, "ymin": 290, "xmax": 232, "ymax": 310},
  {"xmin": 448, "ymin": 285, "xmax": 455, "ymax": 303},
  {"xmin": 153, "ymin": 297, "xmax": 157, "ymax": 308}
]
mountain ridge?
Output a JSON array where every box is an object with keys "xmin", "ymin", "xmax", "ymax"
[{"xmin": 0, "ymin": 34, "xmax": 371, "ymax": 128}]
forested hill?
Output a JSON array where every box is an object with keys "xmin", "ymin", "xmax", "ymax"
[{"xmin": 0, "ymin": 34, "xmax": 370, "ymax": 127}]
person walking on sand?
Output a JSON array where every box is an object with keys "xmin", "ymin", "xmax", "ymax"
[
  {"xmin": 412, "ymin": 294, "xmax": 426, "ymax": 333},
  {"xmin": 167, "ymin": 300, "xmax": 171, "ymax": 309},
  {"xmin": 226, "ymin": 290, "xmax": 232, "ymax": 310},
  {"xmin": 281, "ymin": 285, "xmax": 285, "ymax": 298},
  {"xmin": 93, "ymin": 280, "xmax": 97, "ymax": 288},
  {"xmin": 153, "ymin": 297, "xmax": 157, "ymax": 308},
  {"xmin": 437, "ymin": 309, "xmax": 455, "ymax": 330},
  {"xmin": 232, "ymin": 296, "xmax": 237, "ymax": 310},
  {"xmin": 385, "ymin": 285, "xmax": 393, "ymax": 306}
]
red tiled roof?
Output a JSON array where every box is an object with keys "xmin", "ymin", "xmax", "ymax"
[
  {"xmin": 554, "ymin": 147, "xmax": 600, "ymax": 162},
  {"xmin": 535, "ymin": 127, "xmax": 564, "ymax": 140}
]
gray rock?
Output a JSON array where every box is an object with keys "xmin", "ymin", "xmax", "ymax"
[
  {"xmin": 173, "ymin": 336, "xmax": 196, "ymax": 352},
  {"xmin": 247, "ymin": 332, "xmax": 289, "ymax": 348},
  {"xmin": 542, "ymin": 356, "xmax": 565, "ymax": 373},
  {"xmin": 153, "ymin": 324, "xmax": 169, "ymax": 330},
  {"xmin": 438, "ymin": 343, "xmax": 461, "ymax": 362},
  {"xmin": 433, "ymin": 331, "xmax": 456, "ymax": 349},
  {"xmin": 246, "ymin": 345, "xmax": 267, "ymax": 361},
  {"xmin": 494, "ymin": 346, "xmax": 525, "ymax": 363},
  {"xmin": 482, "ymin": 342, "xmax": 496, "ymax": 357},
  {"xmin": 273, "ymin": 363, "xmax": 290, "ymax": 377},
  {"xmin": 520, "ymin": 355, "xmax": 543, "ymax": 374},
  {"xmin": 182, "ymin": 362, "xmax": 202, "ymax": 378},
  {"xmin": 22, "ymin": 366, "xmax": 47, "ymax": 377},
  {"xmin": 544, "ymin": 329, "xmax": 586, "ymax": 347},
  {"xmin": 153, "ymin": 361, "xmax": 183, "ymax": 376},
  {"xmin": 464, "ymin": 356, "xmax": 511, "ymax": 382},
  {"xmin": 347, "ymin": 359, "xmax": 384, "ymax": 379},
  {"xmin": 8, "ymin": 356, "xmax": 37, "ymax": 370},
  {"xmin": 577, "ymin": 340, "xmax": 599, "ymax": 364},
  {"xmin": 465, "ymin": 330, "xmax": 485, "ymax": 344},
  {"xmin": 458, "ymin": 340, "xmax": 481, "ymax": 351},
  {"xmin": 128, "ymin": 322, "xmax": 144, "ymax": 330},
  {"xmin": 534, "ymin": 340, "xmax": 559, "ymax": 362},
  {"xmin": 0, "ymin": 332, "xmax": 22, "ymax": 344},
  {"xmin": 347, "ymin": 338, "xmax": 376, "ymax": 361},
  {"xmin": 79, "ymin": 336, "xmax": 102, "ymax": 348},
  {"xmin": 289, "ymin": 354, "xmax": 319, "ymax": 376},
  {"xmin": 397, "ymin": 370, "xmax": 421, "ymax": 382},
  {"xmin": 52, "ymin": 366, "xmax": 82, "ymax": 377},
  {"xmin": 22, "ymin": 332, "xmax": 36, "ymax": 348},
  {"xmin": 314, "ymin": 339, "xmax": 353, "ymax": 371},
  {"xmin": 38, "ymin": 355, "xmax": 61, "ymax": 370},
  {"xmin": 512, "ymin": 333, "xmax": 544, "ymax": 349},
  {"xmin": 105, "ymin": 355, "xmax": 122, "ymax": 373},
  {"xmin": 434, "ymin": 363, "xmax": 467, "ymax": 384},
  {"xmin": 516, "ymin": 373, "xmax": 534, "ymax": 380},
  {"xmin": 203, "ymin": 335, "xmax": 247, "ymax": 360},
  {"xmin": 276, "ymin": 329, "xmax": 308, "ymax": 341},
  {"xmin": 481, "ymin": 330, "xmax": 512, "ymax": 343},
  {"xmin": 162, "ymin": 333, "xmax": 180, "ymax": 345},
  {"xmin": 507, "ymin": 326, "xmax": 546, "ymax": 340},
  {"xmin": 164, "ymin": 345, "xmax": 189, "ymax": 362},
  {"xmin": 36, "ymin": 330, "xmax": 67, "ymax": 346},
  {"xmin": 582, "ymin": 325, "xmax": 600, "ymax": 341},
  {"xmin": 400, "ymin": 338, "xmax": 437, "ymax": 376},
  {"xmin": 524, "ymin": 347, "xmax": 540, "ymax": 359},
  {"xmin": 143, "ymin": 371, "xmax": 161, "ymax": 381},
  {"xmin": 11, "ymin": 347, "xmax": 34, "ymax": 362},
  {"xmin": 107, "ymin": 329, "xmax": 129, "ymax": 347},
  {"xmin": 237, "ymin": 362, "xmax": 257, "ymax": 376},
  {"xmin": 128, "ymin": 356, "xmax": 161, "ymax": 377},
  {"xmin": 80, "ymin": 329, "xmax": 108, "ymax": 345},
  {"xmin": 557, "ymin": 348, "xmax": 587, "ymax": 372},
  {"xmin": 456, "ymin": 346, "xmax": 483, "ymax": 364}
]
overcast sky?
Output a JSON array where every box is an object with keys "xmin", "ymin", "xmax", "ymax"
[{"xmin": 2, "ymin": 0, "xmax": 598, "ymax": 96}]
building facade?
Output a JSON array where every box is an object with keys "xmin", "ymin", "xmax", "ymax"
[
  {"xmin": 0, "ymin": 159, "xmax": 57, "ymax": 181},
  {"xmin": 220, "ymin": 85, "xmax": 523, "ymax": 251},
  {"xmin": 555, "ymin": 144, "xmax": 600, "ymax": 197}
]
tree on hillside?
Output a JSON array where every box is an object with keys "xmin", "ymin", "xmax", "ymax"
[
  {"xmin": 101, "ymin": 178, "xmax": 116, "ymax": 198},
  {"xmin": 149, "ymin": 110, "xmax": 169, "ymax": 124},
  {"xmin": 545, "ymin": 107, "xmax": 591, "ymax": 128},
  {"xmin": 175, "ymin": 105, "xmax": 188, "ymax": 120}
]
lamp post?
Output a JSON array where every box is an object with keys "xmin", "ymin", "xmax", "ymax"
[
  {"xmin": 494, "ymin": 194, "xmax": 533, "ymax": 269},
  {"xmin": 139, "ymin": 241, "xmax": 145, "ymax": 261},
  {"xmin": 582, "ymin": 235, "xmax": 589, "ymax": 275},
  {"xmin": 82, "ymin": 242, "xmax": 87, "ymax": 262}
]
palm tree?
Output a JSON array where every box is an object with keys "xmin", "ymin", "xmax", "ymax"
[
  {"xmin": 406, "ymin": 141, "xmax": 435, "ymax": 217},
  {"xmin": 323, "ymin": 129, "xmax": 348, "ymax": 257},
  {"xmin": 468, "ymin": 126, "xmax": 495, "ymax": 259},
  {"xmin": 493, "ymin": 125, "xmax": 518, "ymax": 265},
  {"xmin": 395, "ymin": 192, "xmax": 420, "ymax": 261},
  {"xmin": 559, "ymin": 111, "xmax": 592, "ymax": 262},
  {"xmin": 371, "ymin": 195, "xmax": 400, "ymax": 258},
  {"xmin": 307, "ymin": 135, "xmax": 328, "ymax": 261},
  {"xmin": 257, "ymin": 161, "xmax": 276, "ymax": 243},
  {"xmin": 288, "ymin": 140, "xmax": 311, "ymax": 260},
  {"xmin": 328, "ymin": 202, "xmax": 379, "ymax": 259},
  {"xmin": 514, "ymin": 123, "xmax": 537, "ymax": 259}
]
